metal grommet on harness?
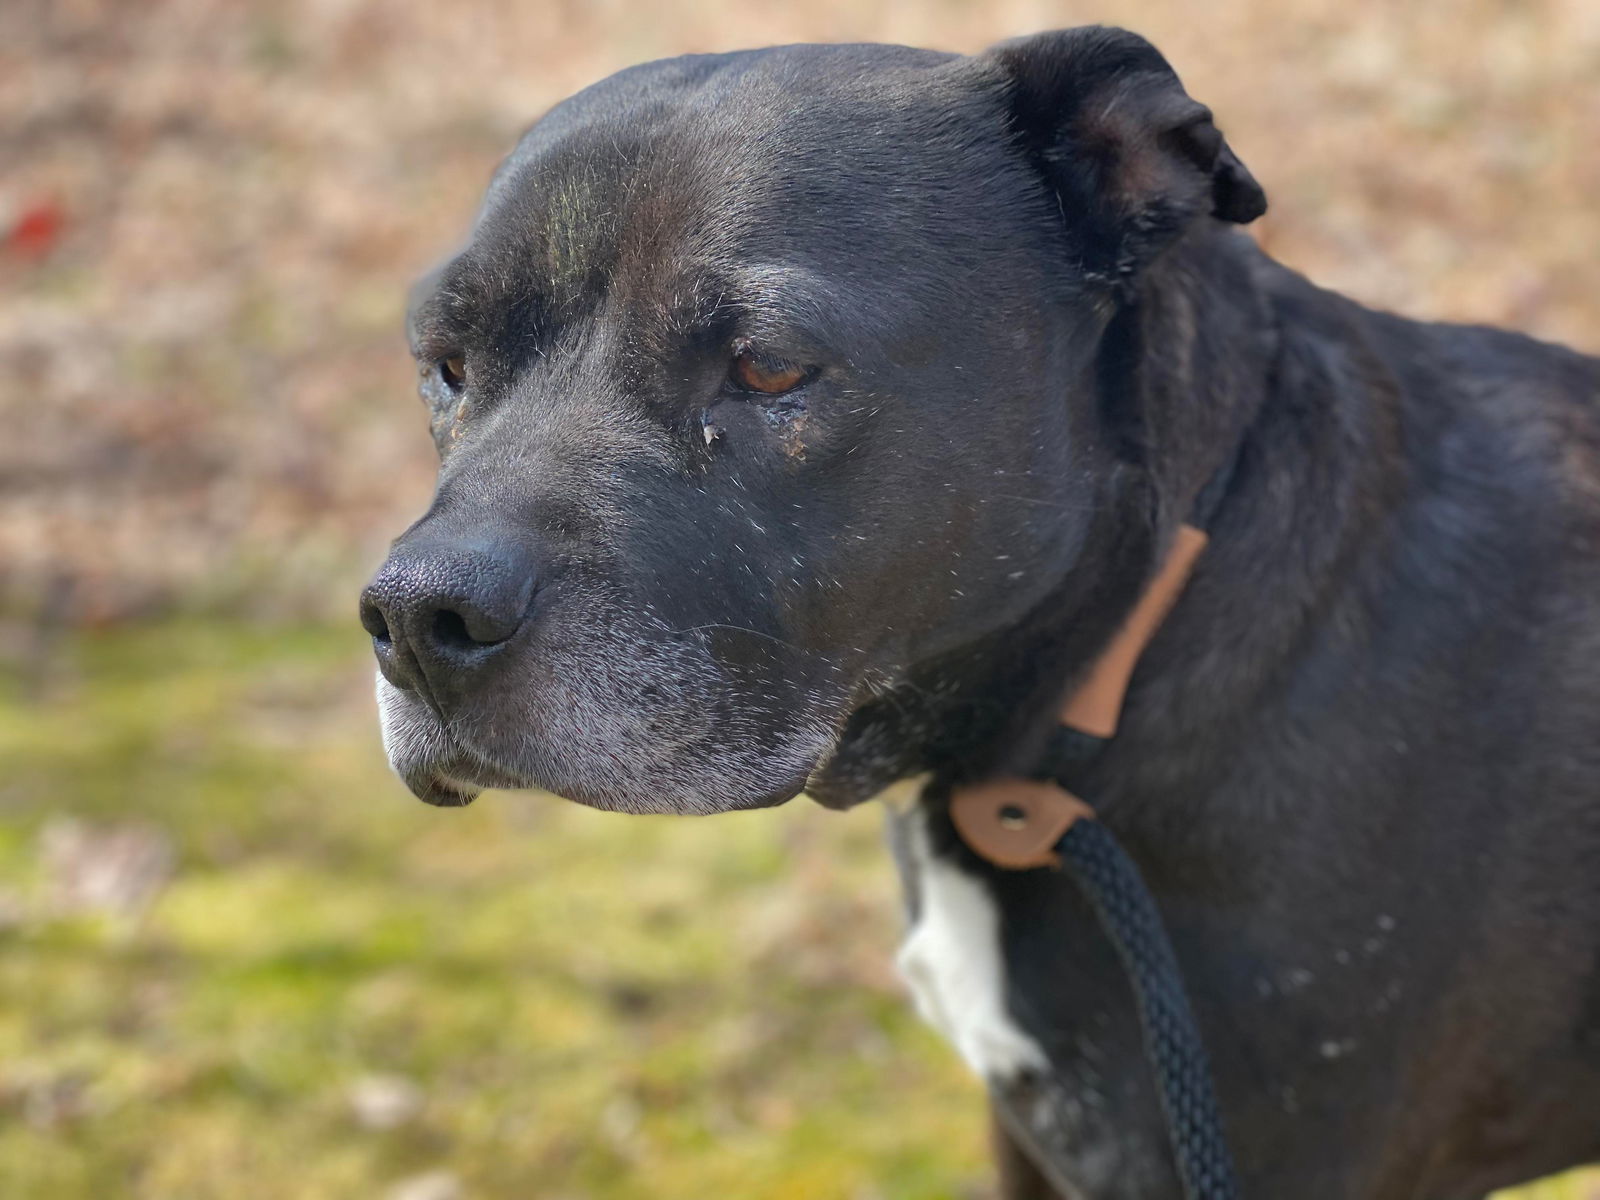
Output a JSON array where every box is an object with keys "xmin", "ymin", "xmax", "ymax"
[
  {"xmin": 948, "ymin": 524, "xmax": 1241, "ymax": 1200},
  {"xmin": 949, "ymin": 778, "xmax": 1094, "ymax": 870}
]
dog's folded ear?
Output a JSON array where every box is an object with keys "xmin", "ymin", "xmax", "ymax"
[{"xmin": 984, "ymin": 26, "xmax": 1266, "ymax": 282}]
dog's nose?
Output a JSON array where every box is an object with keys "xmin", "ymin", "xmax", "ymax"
[{"xmin": 360, "ymin": 534, "xmax": 537, "ymax": 700}]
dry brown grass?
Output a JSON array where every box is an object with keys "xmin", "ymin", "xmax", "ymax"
[{"xmin": 2, "ymin": 0, "xmax": 1597, "ymax": 624}]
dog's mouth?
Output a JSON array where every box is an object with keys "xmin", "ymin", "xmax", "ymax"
[
  {"xmin": 398, "ymin": 756, "xmax": 518, "ymax": 809},
  {"xmin": 405, "ymin": 772, "xmax": 480, "ymax": 808},
  {"xmin": 374, "ymin": 670, "xmax": 837, "ymax": 816},
  {"xmin": 374, "ymin": 673, "xmax": 512, "ymax": 807}
]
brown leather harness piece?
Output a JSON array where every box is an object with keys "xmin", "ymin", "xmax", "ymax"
[{"xmin": 949, "ymin": 524, "xmax": 1210, "ymax": 869}]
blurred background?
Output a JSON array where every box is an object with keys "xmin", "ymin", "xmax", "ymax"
[{"xmin": 1, "ymin": 1, "xmax": 1596, "ymax": 1197}]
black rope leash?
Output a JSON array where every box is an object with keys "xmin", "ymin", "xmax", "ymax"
[
  {"xmin": 1029, "ymin": 723, "xmax": 1241, "ymax": 1199},
  {"xmin": 952, "ymin": 501, "xmax": 1246, "ymax": 1195},
  {"xmin": 1056, "ymin": 818, "xmax": 1240, "ymax": 1200}
]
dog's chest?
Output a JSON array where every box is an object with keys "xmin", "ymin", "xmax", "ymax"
[{"xmin": 886, "ymin": 785, "xmax": 1048, "ymax": 1084}]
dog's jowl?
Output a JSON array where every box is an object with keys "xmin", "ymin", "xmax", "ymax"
[{"xmin": 363, "ymin": 26, "xmax": 1600, "ymax": 1200}]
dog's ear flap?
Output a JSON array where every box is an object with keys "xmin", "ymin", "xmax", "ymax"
[{"xmin": 985, "ymin": 27, "xmax": 1266, "ymax": 281}]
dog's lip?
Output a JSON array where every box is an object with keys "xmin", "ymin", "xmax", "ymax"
[
  {"xmin": 404, "ymin": 770, "xmax": 482, "ymax": 808},
  {"xmin": 401, "ymin": 750, "xmax": 812, "ymax": 814},
  {"xmin": 381, "ymin": 675, "xmax": 832, "ymax": 814},
  {"xmin": 725, "ymin": 774, "xmax": 811, "ymax": 811},
  {"xmin": 401, "ymin": 753, "xmax": 530, "ymax": 808}
]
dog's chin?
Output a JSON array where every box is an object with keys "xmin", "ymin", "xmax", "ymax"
[
  {"xmin": 375, "ymin": 674, "xmax": 829, "ymax": 816},
  {"xmin": 398, "ymin": 755, "xmax": 808, "ymax": 814}
]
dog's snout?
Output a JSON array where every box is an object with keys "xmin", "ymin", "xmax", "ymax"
[{"xmin": 360, "ymin": 534, "xmax": 537, "ymax": 699}]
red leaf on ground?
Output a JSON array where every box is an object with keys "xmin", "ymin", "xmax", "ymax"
[{"xmin": 7, "ymin": 200, "xmax": 65, "ymax": 261}]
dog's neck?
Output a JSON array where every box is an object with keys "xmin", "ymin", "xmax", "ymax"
[{"xmin": 807, "ymin": 229, "xmax": 1407, "ymax": 814}]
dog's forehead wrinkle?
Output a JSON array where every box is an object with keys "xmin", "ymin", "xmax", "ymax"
[{"xmin": 465, "ymin": 56, "xmax": 1070, "ymax": 359}]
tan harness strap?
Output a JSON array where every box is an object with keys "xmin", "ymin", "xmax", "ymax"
[
  {"xmin": 950, "ymin": 524, "xmax": 1209, "ymax": 869},
  {"xmin": 1058, "ymin": 524, "xmax": 1209, "ymax": 739}
]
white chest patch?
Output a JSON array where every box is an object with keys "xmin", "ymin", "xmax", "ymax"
[{"xmin": 888, "ymin": 787, "xmax": 1048, "ymax": 1084}]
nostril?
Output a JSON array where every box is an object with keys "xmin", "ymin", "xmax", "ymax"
[
  {"xmin": 364, "ymin": 536, "xmax": 535, "ymax": 674},
  {"xmin": 431, "ymin": 606, "xmax": 515, "ymax": 652},
  {"xmin": 431, "ymin": 608, "xmax": 479, "ymax": 652},
  {"xmin": 360, "ymin": 597, "xmax": 392, "ymax": 644}
]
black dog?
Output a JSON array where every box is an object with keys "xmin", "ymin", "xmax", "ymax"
[{"xmin": 361, "ymin": 27, "xmax": 1600, "ymax": 1198}]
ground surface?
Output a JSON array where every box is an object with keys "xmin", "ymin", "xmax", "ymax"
[
  {"xmin": 1, "ymin": 626, "xmax": 983, "ymax": 1199},
  {"xmin": 1, "ymin": 628, "xmax": 1596, "ymax": 1198},
  {"xmin": 1, "ymin": 0, "xmax": 1597, "ymax": 1196}
]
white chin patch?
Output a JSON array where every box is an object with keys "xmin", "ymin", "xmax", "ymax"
[{"xmin": 889, "ymin": 787, "xmax": 1049, "ymax": 1084}]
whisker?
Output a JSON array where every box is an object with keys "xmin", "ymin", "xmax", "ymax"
[{"xmin": 672, "ymin": 622, "xmax": 809, "ymax": 654}]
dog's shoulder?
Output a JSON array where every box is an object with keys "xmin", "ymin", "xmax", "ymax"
[{"xmin": 1254, "ymin": 253, "xmax": 1600, "ymax": 522}]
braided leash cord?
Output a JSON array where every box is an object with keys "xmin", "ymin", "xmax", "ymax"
[
  {"xmin": 1056, "ymin": 819, "xmax": 1240, "ymax": 1200},
  {"xmin": 970, "ymin": 508, "xmax": 1241, "ymax": 1196}
]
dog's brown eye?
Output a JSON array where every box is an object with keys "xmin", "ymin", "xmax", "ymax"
[
  {"xmin": 730, "ymin": 348, "xmax": 808, "ymax": 395},
  {"xmin": 438, "ymin": 356, "xmax": 467, "ymax": 390}
]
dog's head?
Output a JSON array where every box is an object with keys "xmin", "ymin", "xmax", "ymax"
[{"xmin": 362, "ymin": 27, "xmax": 1264, "ymax": 814}]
